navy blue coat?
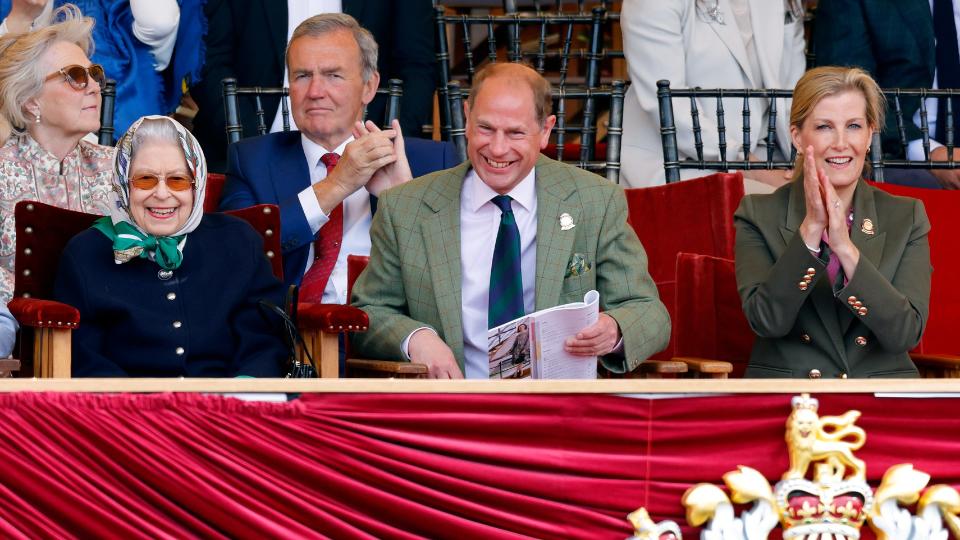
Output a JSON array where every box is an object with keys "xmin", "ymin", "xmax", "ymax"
[
  {"xmin": 220, "ymin": 130, "xmax": 460, "ymax": 289},
  {"xmin": 54, "ymin": 214, "xmax": 287, "ymax": 378}
]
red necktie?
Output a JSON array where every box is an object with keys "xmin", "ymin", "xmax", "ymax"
[{"xmin": 299, "ymin": 153, "xmax": 342, "ymax": 302}]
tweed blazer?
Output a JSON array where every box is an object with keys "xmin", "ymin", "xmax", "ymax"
[
  {"xmin": 351, "ymin": 155, "xmax": 670, "ymax": 374},
  {"xmin": 734, "ymin": 179, "xmax": 931, "ymax": 378}
]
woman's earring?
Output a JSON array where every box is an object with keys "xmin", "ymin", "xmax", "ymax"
[{"xmin": 34, "ymin": 113, "xmax": 40, "ymax": 124}]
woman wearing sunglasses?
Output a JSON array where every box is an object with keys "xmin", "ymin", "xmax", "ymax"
[
  {"xmin": 53, "ymin": 116, "xmax": 288, "ymax": 377},
  {"xmin": 0, "ymin": 4, "xmax": 112, "ymax": 304}
]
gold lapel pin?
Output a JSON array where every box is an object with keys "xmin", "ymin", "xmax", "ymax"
[
  {"xmin": 559, "ymin": 212, "xmax": 575, "ymax": 231},
  {"xmin": 861, "ymin": 218, "xmax": 875, "ymax": 235}
]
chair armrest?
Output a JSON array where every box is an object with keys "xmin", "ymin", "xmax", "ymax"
[
  {"xmin": 293, "ymin": 303, "xmax": 368, "ymax": 378},
  {"xmin": 672, "ymin": 356, "xmax": 734, "ymax": 379},
  {"xmin": 0, "ymin": 358, "xmax": 21, "ymax": 377},
  {"xmin": 7, "ymin": 299, "xmax": 73, "ymax": 377},
  {"xmin": 8, "ymin": 298, "xmax": 79, "ymax": 328},
  {"xmin": 347, "ymin": 358, "xmax": 429, "ymax": 378},
  {"xmin": 295, "ymin": 302, "xmax": 368, "ymax": 333},
  {"xmin": 636, "ymin": 359, "xmax": 689, "ymax": 377},
  {"xmin": 911, "ymin": 353, "xmax": 960, "ymax": 377}
]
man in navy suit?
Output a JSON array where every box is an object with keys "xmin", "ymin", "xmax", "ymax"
[
  {"xmin": 220, "ymin": 13, "xmax": 458, "ymax": 302},
  {"xmin": 192, "ymin": 0, "xmax": 436, "ymax": 172}
]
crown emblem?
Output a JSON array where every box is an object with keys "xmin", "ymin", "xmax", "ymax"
[{"xmin": 628, "ymin": 394, "xmax": 960, "ymax": 540}]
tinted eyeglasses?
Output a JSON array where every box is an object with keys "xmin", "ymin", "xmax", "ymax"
[
  {"xmin": 45, "ymin": 64, "xmax": 105, "ymax": 91},
  {"xmin": 130, "ymin": 173, "xmax": 195, "ymax": 192}
]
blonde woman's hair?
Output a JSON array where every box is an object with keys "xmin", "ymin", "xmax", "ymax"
[
  {"xmin": 790, "ymin": 66, "xmax": 886, "ymax": 182},
  {"xmin": 0, "ymin": 4, "xmax": 94, "ymax": 144}
]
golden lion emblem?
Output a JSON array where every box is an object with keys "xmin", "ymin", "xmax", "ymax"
[{"xmin": 783, "ymin": 394, "xmax": 866, "ymax": 482}]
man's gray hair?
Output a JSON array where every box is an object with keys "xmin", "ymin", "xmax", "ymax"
[{"xmin": 286, "ymin": 13, "xmax": 379, "ymax": 83}]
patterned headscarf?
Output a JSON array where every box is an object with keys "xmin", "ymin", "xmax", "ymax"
[{"xmin": 92, "ymin": 115, "xmax": 207, "ymax": 270}]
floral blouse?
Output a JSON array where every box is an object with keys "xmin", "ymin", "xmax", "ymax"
[{"xmin": 0, "ymin": 133, "xmax": 114, "ymax": 303}]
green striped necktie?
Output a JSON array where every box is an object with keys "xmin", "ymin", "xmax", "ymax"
[{"xmin": 488, "ymin": 195, "xmax": 525, "ymax": 328}]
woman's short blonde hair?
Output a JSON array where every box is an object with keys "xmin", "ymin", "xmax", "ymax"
[
  {"xmin": 0, "ymin": 4, "xmax": 94, "ymax": 144},
  {"xmin": 790, "ymin": 66, "xmax": 886, "ymax": 181}
]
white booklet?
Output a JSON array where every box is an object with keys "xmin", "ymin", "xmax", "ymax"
[{"xmin": 487, "ymin": 290, "xmax": 600, "ymax": 379}]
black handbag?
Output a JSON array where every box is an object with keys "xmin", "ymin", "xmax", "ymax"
[{"xmin": 259, "ymin": 285, "xmax": 317, "ymax": 378}]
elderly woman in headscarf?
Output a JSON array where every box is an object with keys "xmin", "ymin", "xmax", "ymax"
[
  {"xmin": 54, "ymin": 115, "xmax": 287, "ymax": 377},
  {"xmin": 0, "ymin": 4, "xmax": 112, "ymax": 304}
]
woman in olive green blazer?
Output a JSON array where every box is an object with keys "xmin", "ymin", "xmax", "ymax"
[{"xmin": 735, "ymin": 67, "xmax": 932, "ymax": 379}]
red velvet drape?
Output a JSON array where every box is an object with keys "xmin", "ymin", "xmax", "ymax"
[{"xmin": 0, "ymin": 392, "xmax": 956, "ymax": 539}]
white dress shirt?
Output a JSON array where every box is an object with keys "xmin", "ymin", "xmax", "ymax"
[
  {"xmin": 296, "ymin": 134, "xmax": 373, "ymax": 304},
  {"xmin": 459, "ymin": 168, "xmax": 539, "ymax": 379},
  {"xmin": 270, "ymin": 0, "xmax": 343, "ymax": 133},
  {"xmin": 907, "ymin": 0, "xmax": 960, "ymax": 160}
]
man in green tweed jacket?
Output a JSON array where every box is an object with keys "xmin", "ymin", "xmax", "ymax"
[{"xmin": 351, "ymin": 63, "xmax": 669, "ymax": 379}]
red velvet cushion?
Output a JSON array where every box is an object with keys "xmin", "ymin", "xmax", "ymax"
[
  {"xmin": 8, "ymin": 298, "xmax": 80, "ymax": 328},
  {"xmin": 205, "ymin": 173, "xmax": 226, "ymax": 212},
  {"xmin": 624, "ymin": 172, "xmax": 745, "ymax": 283},
  {"xmin": 649, "ymin": 281, "xmax": 677, "ymax": 361},
  {"xmin": 624, "ymin": 172, "xmax": 745, "ymax": 359},
  {"xmin": 222, "ymin": 204, "xmax": 283, "ymax": 280},
  {"xmin": 297, "ymin": 303, "xmax": 369, "ymax": 333},
  {"xmin": 14, "ymin": 201, "xmax": 100, "ymax": 300},
  {"xmin": 674, "ymin": 252, "xmax": 753, "ymax": 377},
  {"xmin": 542, "ymin": 143, "xmax": 608, "ymax": 161},
  {"xmin": 872, "ymin": 182, "xmax": 960, "ymax": 355},
  {"xmin": 346, "ymin": 255, "xmax": 370, "ymax": 303}
]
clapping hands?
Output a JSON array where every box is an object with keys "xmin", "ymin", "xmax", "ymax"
[
  {"xmin": 314, "ymin": 119, "xmax": 414, "ymax": 212},
  {"xmin": 359, "ymin": 119, "xmax": 413, "ymax": 196},
  {"xmin": 797, "ymin": 145, "xmax": 860, "ymax": 277}
]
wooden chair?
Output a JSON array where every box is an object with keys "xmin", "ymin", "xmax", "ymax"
[
  {"xmin": 97, "ymin": 79, "xmax": 117, "ymax": 146},
  {"xmin": 501, "ymin": 1, "xmax": 620, "ymax": 14},
  {"xmin": 445, "ymin": 79, "xmax": 625, "ymax": 183},
  {"xmin": 221, "ymin": 78, "xmax": 403, "ymax": 149},
  {"xmin": 7, "ymin": 201, "xmax": 366, "ymax": 378},
  {"xmin": 434, "ymin": 5, "xmax": 621, "ymax": 142},
  {"xmin": 873, "ymin": 182, "xmax": 960, "ymax": 377},
  {"xmin": 655, "ymin": 82, "xmax": 796, "ymax": 184},
  {"xmin": 672, "ymin": 253, "xmax": 752, "ymax": 378},
  {"xmin": 204, "ymin": 173, "xmax": 226, "ymax": 212},
  {"xmin": 656, "ymin": 83, "xmax": 960, "ymax": 183},
  {"xmin": 623, "ymin": 172, "xmax": 744, "ymax": 376},
  {"xmin": 344, "ymin": 255, "xmax": 428, "ymax": 378}
]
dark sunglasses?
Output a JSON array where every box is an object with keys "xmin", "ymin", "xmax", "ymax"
[
  {"xmin": 130, "ymin": 173, "xmax": 195, "ymax": 192},
  {"xmin": 45, "ymin": 64, "xmax": 105, "ymax": 91}
]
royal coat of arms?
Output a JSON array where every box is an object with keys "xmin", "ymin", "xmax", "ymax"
[{"xmin": 628, "ymin": 394, "xmax": 960, "ymax": 540}]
